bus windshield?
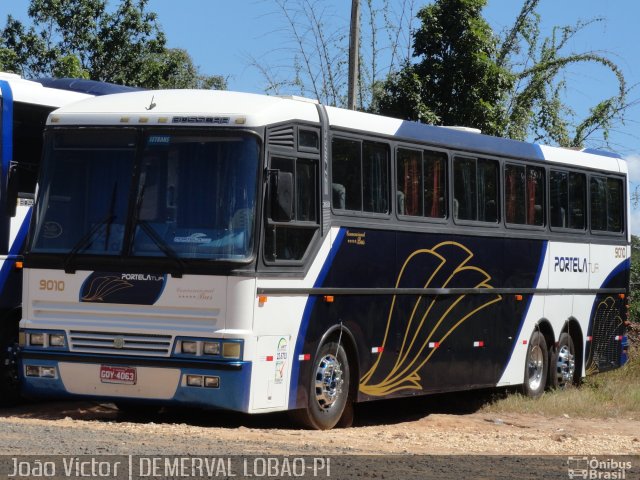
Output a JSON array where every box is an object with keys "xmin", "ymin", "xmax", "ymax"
[{"xmin": 31, "ymin": 129, "xmax": 259, "ymax": 262}]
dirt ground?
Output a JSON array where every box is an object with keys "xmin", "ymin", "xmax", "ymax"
[{"xmin": 0, "ymin": 393, "xmax": 638, "ymax": 457}]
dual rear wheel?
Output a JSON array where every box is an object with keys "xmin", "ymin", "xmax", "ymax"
[{"xmin": 523, "ymin": 329, "xmax": 578, "ymax": 398}]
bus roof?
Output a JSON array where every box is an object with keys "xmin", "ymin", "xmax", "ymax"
[
  {"xmin": 47, "ymin": 88, "xmax": 626, "ymax": 174},
  {"xmin": 0, "ymin": 72, "xmax": 92, "ymax": 107}
]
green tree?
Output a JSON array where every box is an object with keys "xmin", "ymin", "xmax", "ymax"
[
  {"xmin": 375, "ymin": 0, "xmax": 629, "ymax": 149},
  {"xmin": 0, "ymin": 0, "xmax": 226, "ymax": 89}
]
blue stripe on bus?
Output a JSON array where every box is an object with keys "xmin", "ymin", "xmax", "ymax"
[
  {"xmin": 288, "ymin": 228, "xmax": 346, "ymax": 409},
  {"xmin": 0, "ymin": 80, "xmax": 13, "ymax": 179},
  {"xmin": 498, "ymin": 239, "xmax": 548, "ymax": 380}
]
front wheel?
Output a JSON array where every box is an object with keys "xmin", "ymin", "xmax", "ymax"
[
  {"xmin": 522, "ymin": 330, "xmax": 548, "ymax": 398},
  {"xmin": 550, "ymin": 332, "xmax": 578, "ymax": 389},
  {"xmin": 290, "ymin": 341, "xmax": 352, "ymax": 430}
]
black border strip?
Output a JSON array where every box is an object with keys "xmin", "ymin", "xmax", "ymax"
[{"xmin": 256, "ymin": 287, "xmax": 625, "ymax": 296}]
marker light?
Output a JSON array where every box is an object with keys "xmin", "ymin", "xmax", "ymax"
[
  {"xmin": 186, "ymin": 375, "xmax": 203, "ymax": 387},
  {"xmin": 222, "ymin": 342, "xmax": 241, "ymax": 359},
  {"xmin": 30, "ymin": 333, "xmax": 45, "ymax": 346}
]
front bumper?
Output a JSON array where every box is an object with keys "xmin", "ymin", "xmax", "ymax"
[{"xmin": 20, "ymin": 352, "xmax": 252, "ymax": 412}]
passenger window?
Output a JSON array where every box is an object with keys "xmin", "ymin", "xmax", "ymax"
[
  {"xmin": 505, "ymin": 164, "xmax": 544, "ymax": 226},
  {"xmin": 331, "ymin": 137, "xmax": 390, "ymax": 214},
  {"xmin": 331, "ymin": 138, "xmax": 361, "ymax": 211},
  {"xmin": 397, "ymin": 148, "xmax": 446, "ymax": 218},
  {"xmin": 591, "ymin": 176, "xmax": 623, "ymax": 233},
  {"xmin": 550, "ymin": 170, "xmax": 586, "ymax": 230},
  {"xmin": 453, "ymin": 157, "xmax": 498, "ymax": 223}
]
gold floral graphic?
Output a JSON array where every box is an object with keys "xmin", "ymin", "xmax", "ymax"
[
  {"xmin": 81, "ymin": 276, "xmax": 133, "ymax": 302},
  {"xmin": 586, "ymin": 296, "xmax": 623, "ymax": 374},
  {"xmin": 360, "ymin": 241, "xmax": 502, "ymax": 396}
]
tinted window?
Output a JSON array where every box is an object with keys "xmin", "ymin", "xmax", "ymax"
[
  {"xmin": 591, "ymin": 176, "xmax": 623, "ymax": 232},
  {"xmin": 397, "ymin": 148, "xmax": 447, "ymax": 218},
  {"xmin": 550, "ymin": 170, "xmax": 586, "ymax": 230},
  {"xmin": 332, "ymin": 137, "xmax": 390, "ymax": 214},
  {"xmin": 505, "ymin": 164, "xmax": 544, "ymax": 226},
  {"xmin": 453, "ymin": 157, "xmax": 498, "ymax": 223}
]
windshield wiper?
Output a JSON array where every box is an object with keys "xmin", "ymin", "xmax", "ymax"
[
  {"xmin": 63, "ymin": 213, "xmax": 115, "ymax": 273},
  {"xmin": 64, "ymin": 182, "xmax": 119, "ymax": 274},
  {"xmin": 136, "ymin": 220, "xmax": 185, "ymax": 278}
]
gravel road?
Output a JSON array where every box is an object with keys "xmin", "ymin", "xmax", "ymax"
[{"xmin": 0, "ymin": 394, "xmax": 637, "ymax": 479}]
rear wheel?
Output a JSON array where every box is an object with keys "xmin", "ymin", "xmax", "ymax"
[
  {"xmin": 522, "ymin": 330, "xmax": 548, "ymax": 398},
  {"xmin": 291, "ymin": 341, "xmax": 352, "ymax": 430},
  {"xmin": 0, "ymin": 320, "xmax": 21, "ymax": 407},
  {"xmin": 550, "ymin": 332, "xmax": 577, "ymax": 389}
]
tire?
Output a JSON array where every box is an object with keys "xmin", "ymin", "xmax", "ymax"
[
  {"xmin": 549, "ymin": 332, "xmax": 578, "ymax": 389},
  {"xmin": 522, "ymin": 330, "xmax": 548, "ymax": 398},
  {"xmin": 0, "ymin": 320, "xmax": 21, "ymax": 407},
  {"xmin": 290, "ymin": 341, "xmax": 352, "ymax": 430}
]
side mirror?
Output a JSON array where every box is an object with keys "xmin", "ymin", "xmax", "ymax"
[{"xmin": 270, "ymin": 170, "xmax": 293, "ymax": 222}]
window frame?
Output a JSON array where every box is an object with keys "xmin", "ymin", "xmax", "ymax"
[
  {"xmin": 330, "ymin": 134, "xmax": 392, "ymax": 219},
  {"xmin": 548, "ymin": 168, "xmax": 588, "ymax": 234},
  {"xmin": 503, "ymin": 162, "xmax": 546, "ymax": 231},
  {"xmin": 451, "ymin": 154, "xmax": 501, "ymax": 227},
  {"xmin": 589, "ymin": 173, "xmax": 626, "ymax": 237},
  {"xmin": 395, "ymin": 144, "xmax": 449, "ymax": 224}
]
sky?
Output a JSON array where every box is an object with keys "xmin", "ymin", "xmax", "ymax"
[{"xmin": 1, "ymin": 0, "xmax": 640, "ymax": 232}]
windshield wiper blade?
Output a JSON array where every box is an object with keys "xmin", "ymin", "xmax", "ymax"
[
  {"xmin": 136, "ymin": 220, "xmax": 185, "ymax": 278},
  {"xmin": 63, "ymin": 213, "xmax": 115, "ymax": 273}
]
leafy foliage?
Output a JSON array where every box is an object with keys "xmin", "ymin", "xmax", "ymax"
[
  {"xmin": 375, "ymin": 0, "xmax": 629, "ymax": 149},
  {"xmin": 0, "ymin": 0, "xmax": 226, "ymax": 89}
]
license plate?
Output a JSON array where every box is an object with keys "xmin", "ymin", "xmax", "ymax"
[{"xmin": 99, "ymin": 365, "xmax": 137, "ymax": 385}]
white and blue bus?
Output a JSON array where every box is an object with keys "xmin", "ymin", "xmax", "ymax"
[
  {"xmin": 19, "ymin": 90, "xmax": 629, "ymax": 428},
  {"xmin": 0, "ymin": 74, "xmax": 137, "ymax": 405}
]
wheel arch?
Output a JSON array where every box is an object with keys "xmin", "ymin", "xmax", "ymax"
[
  {"xmin": 534, "ymin": 318, "xmax": 555, "ymax": 351},
  {"xmin": 562, "ymin": 317, "xmax": 584, "ymax": 380}
]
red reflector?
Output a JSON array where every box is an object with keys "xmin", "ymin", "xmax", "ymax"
[
  {"xmin": 266, "ymin": 355, "xmax": 274, "ymax": 362},
  {"xmin": 587, "ymin": 336, "xmax": 593, "ymax": 342},
  {"xmin": 473, "ymin": 341, "xmax": 484, "ymax": 347},
  {"xmin": 522, "ymin": 340, "xmax": 528, "ymax": 345},
  {"xmin": 371, "ymin": 346, "xmax": 384, "ymax": 354},
  {"xmin": 298, "ymin": 354, "xmax": 311, "ymax": 361}
]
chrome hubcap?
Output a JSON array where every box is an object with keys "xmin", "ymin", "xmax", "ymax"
[
  {"xmin": 556, "ymin": 344, "xmax": 575, "ymax": 386},
  {"xmin": 314, "ymin": 353, "xmax": 343, "ymax": 410},
  {"xmin": 527, "ymin": 344, "xmax": 544, "ymax": 391}
]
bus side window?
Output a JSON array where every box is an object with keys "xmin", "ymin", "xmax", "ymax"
[{"xmin": 331, "ymin": 138, "xmax": 361, "ymax": 211}]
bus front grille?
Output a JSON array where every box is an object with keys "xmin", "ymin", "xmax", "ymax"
[{"xmin": 69, "ymin": 330, "xmax": 173, "ymax": 357}]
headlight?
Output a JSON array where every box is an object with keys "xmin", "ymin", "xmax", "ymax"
[
  {"xmin": 181, "ymin": 341, "xmax": 198, "ymax": 354},
  {"xmin": 30, "ymin": 333, "xmax": 45, "ymax": 346},
  {"xmin": 222, "ymin": 342, "xmax": 241, "ymax": 359},
  {"xmin": 49, "ymin": 334, "xmax": 66, "ymax": 347},
  {"xmin": 203, "ymin": 342, "xmax": 220, "ymax": 355}
]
